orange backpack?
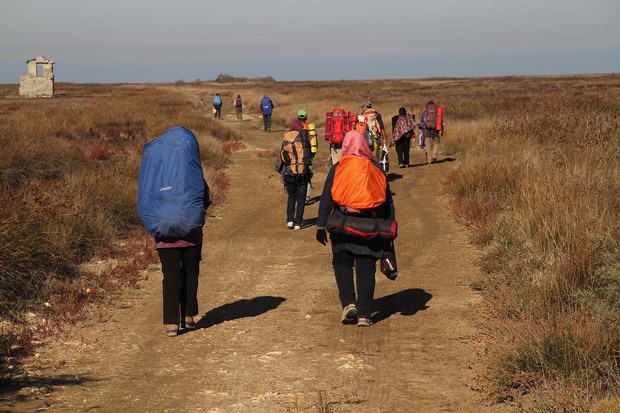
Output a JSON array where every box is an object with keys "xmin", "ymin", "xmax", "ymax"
[{"xmin": 331, "ymin": 155, "xmax": 387, "ymax": 211}]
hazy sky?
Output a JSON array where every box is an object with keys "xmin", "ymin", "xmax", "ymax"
[{"xmin": 1, "ymin": 0, "xmax": 619, "ymax": 83}]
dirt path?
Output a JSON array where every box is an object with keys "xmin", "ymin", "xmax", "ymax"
[{"xmin": 2, "ymin": 114, "xmax": 510, "ymax": 412}]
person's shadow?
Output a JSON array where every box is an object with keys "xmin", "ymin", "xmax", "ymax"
[
  {"xmin": 371, "ymin": 288, "xmax": 432, "ymax": 324},
  {"xmin": 195, "ymin": 296, "xmax": 286, "ymax": 329}
]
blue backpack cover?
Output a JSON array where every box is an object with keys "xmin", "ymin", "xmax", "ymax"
[
  {"xmin": 261, "ymin": 97, "xmax": 272, "ymax": 115},
  {"xmin": 213, "ymin": 94, "xmax": 221, "ymax": 106},
  {"xmin": 137, "ymin": 127, "xmax": 206, "ymax": 238}
]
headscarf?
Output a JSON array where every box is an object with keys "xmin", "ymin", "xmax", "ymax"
[
  {"xmin": 391, "ymin": 108, "xmax": 416, "ymax": 144},
  {"xmin": 341, "ymin": 130, "xmax": 375, "ymax": 162}
]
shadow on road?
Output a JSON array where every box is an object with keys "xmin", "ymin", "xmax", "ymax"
[
  {"xmin": 371, "ymin": 288, "xmax": 432, "ymax": 324},
  {"xmin": 196, "ymin": 296, "xmax": 286, "ymax": 329},
  {"xmin": 0, "ymin": 373, "xmax": 93, "ymax": 398}
]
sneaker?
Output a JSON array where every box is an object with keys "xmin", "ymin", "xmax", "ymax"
[
  {"xmin": 341, "ymin": 304, "xmax": 358, "ymax": 324},
  {"xmin": 357, "ymin": 318, "xmax": 372, "ymax": 327},
  {"xmin": 165, "ymin": 324, "xmax": 178, "ymax": 337},
  {"xmin": 294, "ymin": 225, "xmax": 301, "ymax": 230},
  {"xmin": 398, "ymin": 164, "xmax": 405, "ymax": 168},
  {"xmin": 184, "ymin": 316, "xmax": 196, "ymax": 329},
  {"xmin": 287, "ymin": 222, "xmax": 294, "ymax": 229}
]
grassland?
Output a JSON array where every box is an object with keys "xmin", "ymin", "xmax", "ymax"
[{"xmin": 1, "ymin": 74, "xmax": 619, "ymax": 411}]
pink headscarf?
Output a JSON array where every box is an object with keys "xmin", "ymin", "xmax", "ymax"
[{"xmin": 341, "ymin": 130, "xmax": 375, "ymax": 162}]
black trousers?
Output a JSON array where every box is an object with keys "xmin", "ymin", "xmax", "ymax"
[
  {"xmin": 332, "ymin": 250, "xmax": 377, "ymax": 319},
  {"xmin": 263, "ymin": 114, "xmax": 272, "ymax": 131},
  {"xmin": 395, "ymin": 137, "xmax": 411, "ymax": 166},
  {"xmin": 285, "ymin": 181, "xmax": 307, "ymax": 226},
  {"xmin": 157, "ymin": 246, "xmax": 201, "ymax": 325},
  {"xmin": 214, "ymin": 105, "xmax": 222, "ymax": 119}
]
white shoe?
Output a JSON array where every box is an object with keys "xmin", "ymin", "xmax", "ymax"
[
  {"xmin": 287, "ymin": 222, "xmax": 294, "ymax": 229},
  {"xmin": 294, "ymin": 225, "xmax": 301, "ymax": 230}
]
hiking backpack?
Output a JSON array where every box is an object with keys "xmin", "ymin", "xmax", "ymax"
[
  {"xmin": 331, "ymin": 155, "xmax": 387, "ymax": 212},
  {"xmin": 213, "ymin": 95, "xmax": 222, "ymax": 106},
  {"xmin": 234, "ymin": 97, "xmax": 243, "ymax": 107},
  {"xmin": 423, "ymin": 102, "xmax": 438, "ymax": 130},
  {"xmin": 363, "ymin": 109, "xmax": 383, "ymax": 138},
  {"xmin": 261, "ymin": 97, "xmax": 273, "ymax": 115},
  {"xmin": 137, "ymin": 127, "xmax": 208, "ymax": 238},
  {"xmin": 325, "ymin": 109, "xmax": 353, "ymax": 145},
  {"xmin": 280, "ymin": 130, "xmax": 308, "ymax": 176}
]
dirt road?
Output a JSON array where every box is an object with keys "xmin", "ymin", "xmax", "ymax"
[{"xmin": 2, "ymin": 115, "xmax": 509, "ymax": 412}]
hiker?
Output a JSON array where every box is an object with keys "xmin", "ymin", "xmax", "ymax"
[
  {"xmin": 261, "ymin": 95, "xmax": 275, "ymax": 132},
  {"xmin": 360, "ymin": 101, "xmax": 386, "ymax": 161},
  {"xmin": 419, "ymin": 100, "xmax": 444, "ymax": 164},
  {"xmin": 295, "ymin": 109, "xmax": 315, "ymax": 205},
  {"xmin": 137, "ymin": 127, "xmax": 212, "ymax": 337},
  {"xmin": 212, "ymin": 93, "xmax": 222, "ymax": 119},
  {"xmin": 233, "ymin": 94, "xmax": 243, "ymax": 121},
  {"xmin": 315, "ymin": 130, "xmax": 395, "ymax": 327},
  {"xmin": 391, "ymin": 107, "xmax": 416, "ymax": 168},
  {"xmin": 276, "ymin": 117, "xmax": 312, "ymax": 230}
]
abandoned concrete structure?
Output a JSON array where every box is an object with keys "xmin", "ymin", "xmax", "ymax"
[{"xmin": 19, "ymin": 56, "xmax": 55, "ymax": 97}]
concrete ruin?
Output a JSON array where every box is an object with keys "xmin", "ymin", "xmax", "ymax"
[{"xmin": 19, "ymin": 56, "xmax": 55, "ymax": 97}]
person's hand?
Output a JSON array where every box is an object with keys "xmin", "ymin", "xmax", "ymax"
[{"xmin": 316, "ymin": 228, "xmax": 328, "ymax": 245}]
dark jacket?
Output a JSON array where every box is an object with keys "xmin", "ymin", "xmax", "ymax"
[{"xmin": 317, "ymin": 161, "xmax": 395, "ymax": 258}]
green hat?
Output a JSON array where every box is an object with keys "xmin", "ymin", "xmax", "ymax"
[{"xmin": 297, "ymin": 109, "xmax": 307, "ymax": 119}]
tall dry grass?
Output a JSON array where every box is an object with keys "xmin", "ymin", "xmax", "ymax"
[{"xmin": 444, "ymin": 78, "xmax": 620, "ymax": 410}]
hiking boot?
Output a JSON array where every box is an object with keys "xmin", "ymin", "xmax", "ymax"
[
  {"xmin": 184, "ymin": 316, "xmax": 196, "ymax": 329},
  {"xmin": 287, "ymin": 222, "xmax": 294, "ymax": 229},
  {"xmin": 341, "ymin": 304, "xmax": 358, "ymax": 324},
  {"xmin": 357, "ymin": 318, "xmax": 372, "ymax": 327},
  {"xmin": 165, "ymin": 324, "xmax": 178, "ymax": 337},
  {"xmin": 294, "ymin": 225, "xmax": 301, "ymax": 230}
]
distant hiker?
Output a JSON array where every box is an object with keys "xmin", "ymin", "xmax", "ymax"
[
  {"xmin": 360, "ymin": 101, "xmax": 386, "ymax": 161},
  {"xmin": 261, "ymin": 95, "xmax": 275, "ymax": 132},
  {"xmin": 295, "ymin": 109, "xmax": 315, "ymax": 205},
  {"xmin": 212, "ymin": 93, "xmax": 222, "ymax": 119},
  {"xmin": 419, "ymin": 100, "xmax": 444, "ymax": 164},
  {"xmin": 137, "ymin": 127, "xmax": 212, "ymax": 337},
  {"xmin": 391, "ymin": 107, "xmax": 416, "ymax": 168},
  {"xmin": 316, "ymin": 130, "xmax": 396, "ymax": 327},
  {"xmin": 276, "ymin": 117, "xmax": 312, "ymax": 230},
  {"xmin": 233, "ymin": 95, "xmax": 244, "ymax": 121}
]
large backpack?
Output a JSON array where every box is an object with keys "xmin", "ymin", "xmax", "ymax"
[
  {"xmin": 261, "ymin": 97, "xmax": 273, "ymax": 115},
  {"xmin": 137, "ymin": 127, "xmax": 207, "ymax": 238},
  {"xmin": 213, "ymin": 95, "xmax": 221, "ymax": 106},
  {"xmin": 325, "ymin": 109, "xmax": 353, "ymax": 145},
  {"xmin": 234, "ymin": 97, "xmax": 243, "ymax": 107},
  {"xmin": 331, "ymin": 155, "xmax": 387, "ymax": 212},
  {"xmin": 423, "ymin": 102, "xmax": 438, "ymax": 129},
  {"xmin": 363, "ymin": 109, "xmax": 383, "ymax": 138},
  {"xmin": 280, "ymin": 130, "xmax": 308, "ymax": 176}
]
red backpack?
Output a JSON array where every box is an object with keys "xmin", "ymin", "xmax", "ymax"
[{"xmin": 325, "ymin": 109, "xmax": 353, "ymax": 145}]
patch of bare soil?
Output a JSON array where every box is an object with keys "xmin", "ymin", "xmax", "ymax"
[{"xmin": 1, "ymin": 112, "xmax": 513, "ymax": 412}]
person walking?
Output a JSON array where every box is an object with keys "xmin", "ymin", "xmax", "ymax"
[
  {"xmin": 277, "ymin": 117, "xmax": 312, "ymax": 230},
  {"xmin": 137, "ymin": 127, "xmax": 212, "ymax": 337},
  {"xmin": 212, "ymin": 93, "xmax": 222, "ymax": 119},
  {"xmin": 260, "ymin": 95, "xmax": 275, "ymax": 132},
  {"xmin": 233, "ymin": 94, "xmax": 244, "ymax": 121},
  {"xmin": 420, "ymin": 100, "xmax": 444, "ymax": 164},
  {"xmin": 391, "ymin": 107, "xmax": 416, "ymax": 168},
  {"xmin": 315, "ymin": 130, "xmax": 395, "ymax": 327}
]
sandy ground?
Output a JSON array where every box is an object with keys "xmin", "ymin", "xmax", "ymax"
[{"xmin": 1, "ymin": 112, "xmax": 512, "ymax": 412}]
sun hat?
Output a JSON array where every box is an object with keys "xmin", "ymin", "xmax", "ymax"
[{"xmin": 360, "ymin": 101, "xmax": 372, "ymax": 108}]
